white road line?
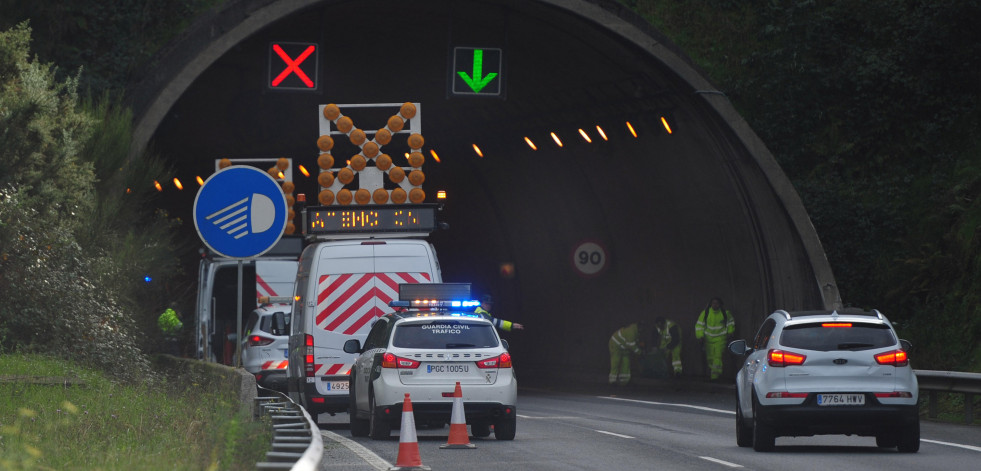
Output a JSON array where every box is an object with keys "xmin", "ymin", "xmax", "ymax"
[
  {"xmin": 601, "ymin": 398, "xmax": 981, "ymax": 453},
  {"xmin": 600, "ymin": 395, "xmax": 735, "ymax": 415},
  {"xmin": 699, "ymin": 456, "xmax": 744, "ymax": 468},
  {"xmin": 320, "ymin": 430, "xmax": 392, "ymax": 471},
  {"xmin": 517, "ymin": 415, "xmax": 580, "ymax": 419},
  {"xmin": 922, "ymin": 438, "xmax": 981, "ymax": 453},
  {"xmin": 596, "ymin": 430, "xmax": 635, "ymax": 439}
]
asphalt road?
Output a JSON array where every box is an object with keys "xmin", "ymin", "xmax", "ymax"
[{"xmin": 312, "ymin": 379, "xmax": 981, "ymax": 470}]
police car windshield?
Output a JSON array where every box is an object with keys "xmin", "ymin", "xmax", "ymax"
[{"xmin": 393, "ymin": 320, "xmax": 499, "ymax": 349}]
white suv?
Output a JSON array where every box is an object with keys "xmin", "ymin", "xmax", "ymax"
[
  {"xmin": 343, "ymin": 306, "xmax": 517, "ymax": 441},
  {"xmin": 728, "ymin": 308, "xmax": 919, "ymax": 452},
  {"xmin": 241, "ymin": 303, "xmax": 291, "ymax": 391}
]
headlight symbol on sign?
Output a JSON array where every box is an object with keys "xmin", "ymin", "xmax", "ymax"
[{"xmin": 205, "ymin": 193, "xmax": 277, "ymax": 239}]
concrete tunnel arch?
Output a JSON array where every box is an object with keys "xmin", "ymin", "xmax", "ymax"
[{"xmin": 129, "ymin": 0, "xmax": 840, "ymax": 379}]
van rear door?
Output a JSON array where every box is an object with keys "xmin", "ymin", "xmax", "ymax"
[
  {"xmin": 255, "ymin": 260, "xmax": 298, "ymax": 305},
  {"xmin": 312, "ymin": 241, "xmax": 436, "ymax": 377}
]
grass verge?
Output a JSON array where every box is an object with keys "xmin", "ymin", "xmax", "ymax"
[{"xmin": 0, "ymin": 353, "xmax": 271, "ymax": 470}]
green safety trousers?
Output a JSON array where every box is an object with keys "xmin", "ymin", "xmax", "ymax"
[
  {"xmin": 608, "ymin": 324, "xmax": 643, "ymax": 385},
  {"xmin": 665, "ymin": 343, "xmax": 683, "ymax": 375},
  {"xmin": 609, "ymin": 343, "xmax": 633, "ymax": 386},
  {"xmin": 704, "ymin": 338, "xmax": 726, "ymax": 380}
]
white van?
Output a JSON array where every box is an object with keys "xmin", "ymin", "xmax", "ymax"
[
  {"xmin": 194, "ymin": 237, "xmax": 301, "ymax": 364},
  {"xmin": 287, "ymin": 238, "xmax": 442, "ymax": 416}
]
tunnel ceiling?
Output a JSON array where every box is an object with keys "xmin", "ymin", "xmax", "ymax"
[{"xmin": 138, "ymin": 0, "xmax": 838, "ymax": 375}]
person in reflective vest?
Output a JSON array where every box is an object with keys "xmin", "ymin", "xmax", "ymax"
[
  {"xmin": 158, "ymin": 307, "xmax": 183, "ymax": 356},
  {"xmin": 654, "ymin": 316, "xmax": 683, "ymax": 378},
  {"xmin": 158, "ymin": 307, "xmax": 183, "ymax": 337},
  {"xmin": 694, "ymin": 297, "xmax": 735, "ymax": 380},
  {"xmin": 475, "ymin": 295, "xmax": 524, "ymax": 332},
  {"xmin": 609, "ymin": 322, "xmax": 647, "ymax": 386}
]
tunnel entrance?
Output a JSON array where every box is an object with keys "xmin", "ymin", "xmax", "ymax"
[{"xmin": 136, "ymin": 0, "xmax": 837, "ymax": 380}]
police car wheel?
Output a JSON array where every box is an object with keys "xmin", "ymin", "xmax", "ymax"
[
  {"xmin": 348, "ymin": 373, "xmax": 370, "ymax": 436},
  {"xmin": 493, "ymin": 414, "xmax": 516, "ymax": 441},
  {"xmin": 349, "ymin": 386, "xmax": 369, "ymax": 437},
  {"xmin": 368, "ymin": 391, "xmax": 391, "ymax": 440}
]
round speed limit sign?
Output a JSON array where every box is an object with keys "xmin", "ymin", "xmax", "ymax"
[{"xmin": 572, "ymin": 241, "xmax": 608, "ymax": 277}]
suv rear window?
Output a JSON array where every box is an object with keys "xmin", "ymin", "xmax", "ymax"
[
  {"xmin": 780, "ymin": 322, "xmax": 896, "ymax": 351},
  {"xmin": 392, "ymin": 320, "xmax": 499, "ymax": 349}
]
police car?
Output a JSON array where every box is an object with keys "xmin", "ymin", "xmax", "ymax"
[
  {"xmin": 343, "ymin": 284, "xmax": 517, "ymax": 440},
  {"xmin": 241, "ymin": 299, "xmax": 291, "ymax": 391},
  {"xmin": 728, "ymin": 308, "xmax": 919, "ymax": 452}
]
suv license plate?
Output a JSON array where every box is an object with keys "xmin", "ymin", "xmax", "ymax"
[
  {"xmin": 817, "ymin": 393, "xmax": 865, "ymax": 406},
  {"xmin": 324, "ymin": 381, "xmax": 349, "ymax": 391}
]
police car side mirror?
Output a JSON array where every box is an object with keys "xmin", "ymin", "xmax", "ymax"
[
  {"xmin": 272, "ymin": 312, "xmax": 287, "ymax": 335},
  {"xmin": 343, "ymin": 339, "xmax": 362, "ymax": 354},
  {"xmin": 501, "ymin": 339, "xmax": 510, "ymax": 351},
  {"xmin": 899, "ymin": 339, "xmax": 913, "ymax": 352},
  {"xmin": 728, "ymin": 339, "xmax": 750, "ymax": 356}
]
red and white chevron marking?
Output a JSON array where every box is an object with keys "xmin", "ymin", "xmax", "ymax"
[
  {"xmin": 313, "ymin": 272, "xmax": 431, "ymax": 377},
  {"xmin": 256, "ymin": 274, "xmax": 279, "ymax": 299},
  {"xmin": 261, "ymin": 360, "xmax": 288, "ymax": 370}
]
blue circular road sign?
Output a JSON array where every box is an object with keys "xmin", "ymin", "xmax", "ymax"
[{"xmin": 193, "ymin": 165, "xmax": 288, "ymax": 259}]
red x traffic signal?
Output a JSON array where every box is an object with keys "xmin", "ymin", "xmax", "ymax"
[{"xmin": 268, "ymin": 42, "xmax": 319, "ymax": 90}]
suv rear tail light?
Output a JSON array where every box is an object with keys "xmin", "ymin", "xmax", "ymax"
[
  {"xmin": 476, "ymin": 352, "xmax": 512, "ymax": 369},
  {"xmin": 874, "ymin": 349, "xmax": 909, "ymax": 366},
  {"xmin": 768, "ymin": 349, "xmax": 806, "ymax": 367},
  {"xmin": 304, "ymin": 334, "xmax": 315, "ymax": 377},
  {"xmin": 248, "ymin": 335, "xmax": 274, "ymax": 347},
  {"xmin": 765, "ymin": 391, "xmax": 808, "ymax": 399},
  {"xmin": 874, "ymin": 391, "xmax": 913, "ymax": 398},
  {"xmin": 381, "ymin": 352, "xmax": 420, "ymax": 369}
]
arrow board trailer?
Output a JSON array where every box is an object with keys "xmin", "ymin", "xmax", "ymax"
[
  {"xmin": 195, "ymin": 237, "xmax": 302, "ymax": 364},
  {"xmin": 288, "ymin": 204, "xmax": 443, "ymax": 417}
]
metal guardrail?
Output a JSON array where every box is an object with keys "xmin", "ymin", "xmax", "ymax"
[
  {"xmin": 915, "ymin": 369, "xmax": 981, "ymax": 424},
  {"xmin": 254, "ymin": 386, "xmax": 323, "ymax": 471}
]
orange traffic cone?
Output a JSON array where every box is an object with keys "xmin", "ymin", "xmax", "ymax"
[
  {"xmin": 389, "ymin": 393, "xmax": 431, "ymax": 471},
  {"xmin": 441, "ymin": 382, "xmax": 477, "ymax": 449}
]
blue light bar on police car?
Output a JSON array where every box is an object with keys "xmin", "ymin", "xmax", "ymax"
[{"xmin": 389, "ymin": 299, "xmax": 480, "ymax": 309}]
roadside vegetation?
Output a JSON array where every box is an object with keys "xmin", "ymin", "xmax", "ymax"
[
  {"xmin": 0, "ymin": 19, "xmax": 269, "ymax": 469},
  {"xmin": 0, "ymin": 353, "xmax": 270, "ymax": 470},
  {"xmin": 627, "ymin": 0, "xmax": 981, "ymax": 373}
]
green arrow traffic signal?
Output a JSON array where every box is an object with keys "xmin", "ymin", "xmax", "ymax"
[{"xmin": 457, "ymin": 49, "xmax": 499, "ymax": 93}]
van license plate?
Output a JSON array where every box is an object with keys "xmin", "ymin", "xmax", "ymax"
[
  {"xmin": 325, "ymin": 381, "xmax": 348, "ymax": 391},
  {"xmin": 817, "ymin": 394, "xmax": 864, "ymax": 406}
]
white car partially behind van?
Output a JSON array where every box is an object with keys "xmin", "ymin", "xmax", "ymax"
[{"xmin": 287, "ymin": 238, "xmax": 442, "ymax": 416}]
